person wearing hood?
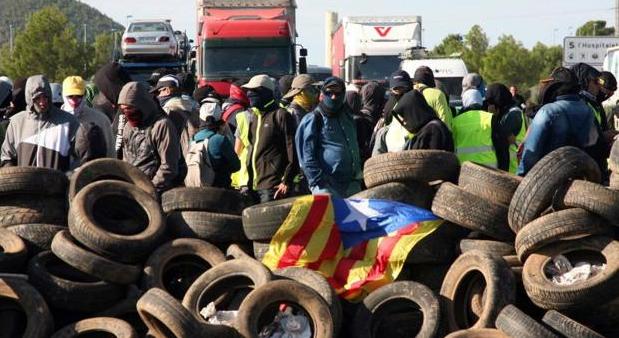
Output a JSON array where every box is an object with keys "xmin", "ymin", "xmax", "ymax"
[
  {"xmin": 378, "ymin": 71, "xmax": 415, "ymax": 153},
  {"xmin": 462, "ymin": 73, "xmax": 486, "ymax": 98},
  {"xmin": 373, "ymin": 90, "xmax": 453, "ymax": 155},
  {"xmin": 152, "ymin": 74, "xmax": 199, "ymax": 157},
  {"xmin": 245, "ymin": 75, "xmax": 298, "ymax": 203},
  {"xmin": 383, "ymin": 70, "xmax": 413, "ymax": 120},
  {"xmin": 187, "ymin": 94, "xmax": 240, "ymax": 189},
  {"xmin": 62, "ymin": 76, "xmax": 115, "ymax": 159},
  {"xmin": 518, "ymin": 67, "xmax": 599, "ymax": 176},
  {"xmin": 222, "ymin": 82, "xmax": 250, "ymax": 131},
  {"xmin": 356, "ymin": 82, "xmax": 386, "ymax": 160},
  {"xmin": 1, "ymin": 75, "xmax": 82, "ymax": 172},
  {"xmin": 484, "ymin": 83, "xmax": 526, "ymax": 173},
  {"xmin": 452, "ymin": 88, "xmax": 499, "ymax": 168},
  {"xmin": 413, "ymin": 66, "xmax": 453, "ymax": 130},
  {"xmin": 118, "ymin": 81, "xmax": 181, "ymax": 194},
  {"xmin": 296, "ymin": 77, "xmax": 362, "ymax": 198}
]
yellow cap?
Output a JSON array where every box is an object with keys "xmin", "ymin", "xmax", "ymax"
[{"xmin": 62, "ymin": 76, "xmax": 85, "ymax": 97}]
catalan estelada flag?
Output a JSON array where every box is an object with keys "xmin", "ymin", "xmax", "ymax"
[{"xmin": 262, "ymin": 194, "xmax": 444, "ymax": 302}]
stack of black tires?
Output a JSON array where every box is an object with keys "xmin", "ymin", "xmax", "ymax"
[{"xmin": 1, "ymin": 145, "xmax": 618, "ymax": 337}]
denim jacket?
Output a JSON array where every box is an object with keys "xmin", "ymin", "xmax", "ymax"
[
  {"xmin": 518, "ymin": 95, "xmax": 599, "ymax": 175},
  {"xmin": 295, "ymin": 106, "xmax": 362, "ymax": 197}
]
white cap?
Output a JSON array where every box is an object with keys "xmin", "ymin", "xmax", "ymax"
[
  {"xmin": 199, "ymin": 98, "xmax": 223, "ymax": 122},
  {"xmin": 241, "ymin": 74, "xmax": 275, "ymax": 92}
]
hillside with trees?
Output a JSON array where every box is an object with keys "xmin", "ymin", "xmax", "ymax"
[{"xmin": 0, "ymin": 0, "xmax": 123, "ymax": 46}]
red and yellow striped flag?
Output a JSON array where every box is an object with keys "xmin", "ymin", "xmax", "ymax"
[{"xmin": 262, "ymin": 195, "xmax": 443, "ymax": 301}]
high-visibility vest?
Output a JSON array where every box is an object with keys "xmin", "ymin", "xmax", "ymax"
[
  {"xmin": 231, "ymin": 110, "xmax": 251, "ymax": 189},
  {"xmin": 509, "ymin": 110, "xmax": 528, "ymax": 174},
  {"xmin": 453, "ymin": 110, "xmax": 498, "ymax": 167},
  {"xmin": 587, "ymin": 102, "xmax": 603, "ymax": 125}
]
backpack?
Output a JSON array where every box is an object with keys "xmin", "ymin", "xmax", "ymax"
[{"xmin": 184, "ymin": 136, "xmax": 216, "ymax": 187}]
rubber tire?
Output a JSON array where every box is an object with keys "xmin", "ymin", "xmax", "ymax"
[
  {"xmin": 440, "ymin": 250, "xmax": 516, "ymax": 333},
  {"xmin": 27, "ymin": 251, "xmax": 125, "ymax": 313},
  {"xmin": 138, "ymin": 288, "xmax": 237, "ymax": 338},
  {"xmin": 68, "ymin": 158, "xmax": 156, "ymax": 201},
  {"xmin": 564, "ymin": 180, "xmax": 619, "ymax": 226},
  {"xmin": 353, "ymin": 281, "xmax": 440, "ymax": 338},
  {"xmin": 0, "ymin": 166, "xmax": 68, "ymax": 196},
  {"xmin": 495, "ymin": 304, "xmax": 559, "ymax": 338},
  {"xmin": 161, "ymin": 187, "xmax": 244, "ymax": 215},
  {"xmin": 459, "ymin": 162, "xmax": 522, "ymax": 206},
  {"xmin": 275, "ymin": 267, "xmax": 343, "ymax": 336},
  {"xmin": 0, "ymin": 276, "xmax": 54, "ymax": 338},
  {"xmin": 0, "ymin": 228, "xmax": 27, "ymax": 272},
  {"xmin": 508, "ymin": 146, "xmax": 601, "ymax": 234},
  {"xmin": 351, "ymin": 181, "xmax": 436, "ymax": 209},
  {"xmin": 364, "ymin": 150, "xmax": 460, "ymax": 188},
  {"xmin": 142, "ymin": 238, "xmax": 226, "ymax": 299},
  {"xmin": 167, "ymin": 211, "xmax": 247, "ymax": 243},
  {"xmin": 242, "ymin": 196, "xmax": 299, "ymax": 241},
  {"xmin": 515, "ymin": 209, "xmax": 613, "ymax": 262},
  {"xmin": 542, "ymin": 310, "xmax": 605, "ymax": 338},
  {"xmin": 68, "ymin": 180, "xmax": 165, "ymax": 264},
  {"xmin": 445, "ymin": 329, "xmax": 508, "ymax": 338},
  {"xmin": 182, "ymin": 258, "xmax": 272, "ymax": 319},
  {"xmin": 6, "ymin": 224, "xmax": 66, "ymax": 257},
  {"xmin": 226, "ymin": 243, "xmax": 252, "ymax": 260},
  {"xmin": 252, "ymin": 241, "xmax": 270, "ymax": 261},
  {"xmin": 51, "ymin": 317, "xmax": 138, "ymax": 338},
  {"xmin": 51, "ymin": 230, "xmax": 141, "ymax": 285},
  {"xmin": 459, "ymin": 239, "xmax": 515, "ymax": 257},
  {"xmin": 0, "ymin": 195, "xmax": 67, "ymax": 228},
  {"xmin": 406, "ymin": 222, "xmax": 463, "ymax": 264},
  {"xmin": 432, "ymin": 182, "xmax": 513, "ymax": 242},
  {"xmin": 523, "ymin": 236, "xmax": 619, "ymax": 311},
  {"xmin": 236, "ymin": 279, "xmax": 334, "ymax": 338}
]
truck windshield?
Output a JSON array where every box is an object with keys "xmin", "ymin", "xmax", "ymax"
[
  {"xmin": 204, "ymin": 46, "xmax": 293, "ymax": 78},
  {"xmin": 352, "ymin": 55, "xmax": 401, "ymax": 82}
]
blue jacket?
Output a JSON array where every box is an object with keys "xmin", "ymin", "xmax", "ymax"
[
  {"xmin": 295, "ymin": 106, "xmax": 362, "ymax": 198},
  {"xmin": 518, "ymin": 95, "xmax": 599, "ymax": 176},
  {"xmin": 193, "ymin": 128, "xmax": 240, "ymax": 188}
]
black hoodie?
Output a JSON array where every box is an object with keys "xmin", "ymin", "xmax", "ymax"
[{"xmin": 392, "ymin": 90, "xmax": 454, "ymax": 152}]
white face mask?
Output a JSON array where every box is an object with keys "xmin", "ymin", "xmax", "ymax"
[{"xmin": 62, "ymin": 95, "xmax": 85, "ymax": 115}]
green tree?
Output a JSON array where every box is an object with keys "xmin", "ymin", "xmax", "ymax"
[
  {"xmin": 481, "ymin": 35, "xmax": 536, "ymax": 89},
  {"xmin": 431, "ymin": 34, "xmax": 465, "ymax": 56},
  {"xmin": 462, "ymin": 25, "xmax": 489, "ymax": 73},
  {"xmin": 576, "ymin": 20, "xmax": 615, "ymax": 36},
  {"xmin": 0, "ymin": 6, "xmax": 88, "ymax": 81},
  {"xmin": 530, "ymin": 42, "xmax": 563, "ymax": 80},
  {"xmin": 92, "ymin": 32, "xmax": 115, "ymax": 71}
]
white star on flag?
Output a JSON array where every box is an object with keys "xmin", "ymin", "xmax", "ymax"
[{"xmin": 341, "ymin": 199, "xmax": 382, "ymax": 231}]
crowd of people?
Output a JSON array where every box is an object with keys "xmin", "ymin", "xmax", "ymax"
[{"xmin": 0, "ymin": 60, "xmax": 617, "ymax": 203}]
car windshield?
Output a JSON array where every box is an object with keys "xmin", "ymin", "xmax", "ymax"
[
  {"xmin": 204, "ymin": 46, "xmax": 293, "ymax": 78},
  {"xmin": 352, "ymin": 55, "xmax": 401, "ymax": 82},
  {"xmin": 130, "ymin": 22, "xmax": 169, "ymax": 33},
  {"xmin": 436, "ymin": 77, "xmax": 464, "ymax": 102}
]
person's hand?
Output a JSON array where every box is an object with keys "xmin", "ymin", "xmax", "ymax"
[{"xmin": 274, "ymin": 183, "xmax": 288, "ymax": 199}]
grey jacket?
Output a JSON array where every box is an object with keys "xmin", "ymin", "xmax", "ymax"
[
  {"xmin": 119, "ymin": 82, "xmax": 180, "ymax": 193},
  {"xmin": 1, "ymin": 75, "xmax": 81, "ymax": 172},
  {"xmin": 62, "ymin": 100, "xmax": 115, "ymax": 158}
]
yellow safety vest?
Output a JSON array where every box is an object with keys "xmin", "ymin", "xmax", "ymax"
[
  {"xmin": 231, "ymin": 111, "xmax": 251, "ymax": 189},
  {"xmin": 453, "ymin": 110, "xmax": 498, "ymax": 167},
  {"xmin": 587, "ymin": 102, "xmax": 603, "ymax": 125},
  {"xmin": 509, "ymin": 110, "xmax": 528, "ymax": 174}
]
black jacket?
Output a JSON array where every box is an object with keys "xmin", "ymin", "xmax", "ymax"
[{"xmin": 248, "ymin": 105, "xmax": 298, "ymax": 190}]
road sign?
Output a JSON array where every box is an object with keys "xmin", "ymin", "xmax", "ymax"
[{"xmin": 564, "ymin": 36, "xmax": 619, "ymax": 68}]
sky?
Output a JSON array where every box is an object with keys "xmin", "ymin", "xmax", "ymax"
[{"xmin": 81, "ymin": 0, "xmax": 617, "ymax": 66}]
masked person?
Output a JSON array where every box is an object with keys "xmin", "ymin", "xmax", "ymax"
[
  {"xmin": 222, "ymin": 82, "xmax": 250, "ymax": 132},
  {"xmin": 283, "ymin": 74, "xmax": 320, "ymax": 129},
  {"xmin": 296, "ymin": 77, "xmax": 362, "ymax": 198},
  {"xmin": 378, "ymin": 70, "xmax": 415, "ymax": 153},
  {"xmin": 244, "ymin": 75, "xmax": 298, "ymax": 203},
  {"xmin": 62, "ymin": 76, "xmax": 115, "ymax": 159},
  {"xmin": 118, "ymin": 82, "xmax": 181, "ymax": 194},
  {"xmin": 373, "ymin": 90, "xmax": 453, "ymax": 155},
  {"xmin": 413, "ymin": 66, "xmax": 453, "ymax": 130},
  {"xmin": 1, "ymin": 75, "xmax": 82, "ymax": 172}
]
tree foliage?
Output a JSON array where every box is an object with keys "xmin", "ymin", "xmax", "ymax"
[
  {"xmin": 481, "ymin": 35, "xmax": 536, "ymax": 88},
  {"xmin": 0, "ymin": 6, "xmax": 88, "ymax": 81},
  {"xmin": 432, "ymin": 34, "xmax": 465, "ymax": 56},
  {"xmin": 576, "ymin": 20, "xmax": 615, "ymax": 36},
  {"xmin": 92, "ymin": 32, "xmax": 116, "ymax": 72},
  {"xmin": 463, "ymin": 25, "xmax": 489, "ymax": 74}
]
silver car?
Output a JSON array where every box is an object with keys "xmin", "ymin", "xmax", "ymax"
[{"xmin": 121, "ymin": 20, "xmax": 178, "ymax": 59}]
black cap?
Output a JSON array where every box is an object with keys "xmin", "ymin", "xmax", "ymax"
[
  {"xmin": 600, "ymin": 71, "xmax": 618, "ymax": 92},
  {"xmin": 389, "ymin": 70, "xmax": 412, "ymax": 89},
  {"xmin": 150, "ymin": 75, "xmax": 180, "ymax": 94},
  {"xmin": 148, "ymin": 68, "xmax": 175, "ymax": 86}
]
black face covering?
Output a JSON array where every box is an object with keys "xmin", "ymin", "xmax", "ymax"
[{"xmin": 247, "ymin": 87, "xmax": 275, "ymax": 111}]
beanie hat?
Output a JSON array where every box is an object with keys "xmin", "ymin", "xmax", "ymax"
[{"xmin": 63, "ymin": 76, "xmax": 86, "ymax": 97}]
